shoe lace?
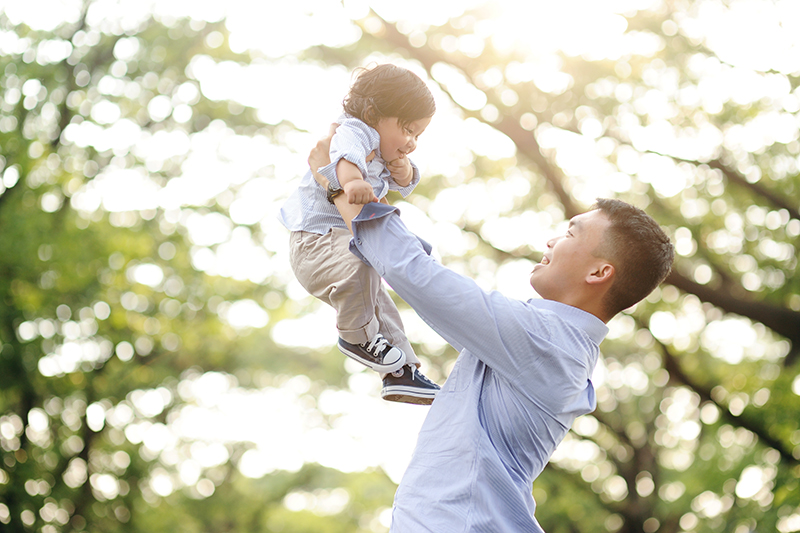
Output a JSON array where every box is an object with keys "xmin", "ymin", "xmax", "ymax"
[
  {"xmin": 365, "ymin": 334, "xmax": 390, "ymax": 356},
  {"xmin": 414, "ymin": 369, "xmax": 436, "ymax": 386},
  {"xmin": 391, "ymin": 366, "xmax": 434, "ymax": 385}
]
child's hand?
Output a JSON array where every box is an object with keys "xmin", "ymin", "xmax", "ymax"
[
  {"xmin": 387, "ymin": 156, "xmax": 413, "ymax": 187},
  {"xmin": 344, "ymin": 179, "xmax": 378, "ymax": 204}
]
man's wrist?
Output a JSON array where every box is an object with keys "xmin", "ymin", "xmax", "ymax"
[{"xmin": 326, "ymin": 182, "xmax": 343, "ymax": 204}]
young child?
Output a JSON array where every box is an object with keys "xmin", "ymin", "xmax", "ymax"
[{"xmin": 279, "ymin": 64, "xmax": 440, "ymax": 404}]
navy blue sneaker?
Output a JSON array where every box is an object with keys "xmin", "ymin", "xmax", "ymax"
[
  {"xmin": 338, "ymin": 334, "xmax": 406, "ymax": 373},
  {"xmin": 382, "ymin": 365, "xmax": 441, "ymax": 405}
]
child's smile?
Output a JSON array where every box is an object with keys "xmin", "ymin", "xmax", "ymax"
[{"xmin": 375, "ymin": 116, "xmax": 431, "ymax": 162}]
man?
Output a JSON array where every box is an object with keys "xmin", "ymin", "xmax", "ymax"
[{"xmin": 308, "ymin": 128, "xmax": 674, "ymax": 532}]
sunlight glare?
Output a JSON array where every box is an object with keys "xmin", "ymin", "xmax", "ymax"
[
  {"xmin": 272, "ymin": 306, "xmax": 337, "ymax": 349},
  {"xmin": 701, "ymin": 318, "xmax": 759, "ymax": 364},
  {"xmin": 127, "ymin": 263, "xmax": 165, "ymax": 287},
  {"xmin": 218, "ymin": 299, "xmax": 269, "ymax": 330},
  {"xmin": 214, "ymin": 230, "xmax": 273, "ymax": 283},
  {"xmin": 735, "ymin": 465, "xmax": 774, "ymax": 499},
  {"xmin": 0, "ymin": 0, "xmax": 82, "ymax": 31},
  {"xmin": 696, "ymin": 0, "xmax": 800, "ymax": 73},
  {"xmin": 169, "ymin": 372, "xmax": 427, "ymax": 483},
  {"xmin": 224, "ymin": 0, "xmax": 360, "ymax": 57},
  {"xmin": 494, "ymin": 0, "xmax": 653, "ymax": 59}
]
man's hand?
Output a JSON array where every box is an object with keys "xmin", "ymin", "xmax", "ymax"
[
  {"xmin": 309, "ymin": 123, "xmax": 337, "ymax": 189},
  {"xmin": 310, "ymin": 123, "xmax": 378, "ymax": 204},
  {"xmin": 387, "ymin": 156, "xmax": 413, "ymax": 187}
]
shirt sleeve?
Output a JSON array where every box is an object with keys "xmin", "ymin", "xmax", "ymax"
[
  {"xmin": 349, "ymin": 202, "xmax": 546, "ymax": 380},
  {"xmin": 322, "ymin": 118, "xmax": 380, "ymax": 189},
  {"xmin": 387, "ymin": 159, "xmax": 421, "ymax": 197}
]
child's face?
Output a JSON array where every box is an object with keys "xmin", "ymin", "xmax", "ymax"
[{"xmin": 374, "ymin": 116, "xmax": 431, "ymax": 162}]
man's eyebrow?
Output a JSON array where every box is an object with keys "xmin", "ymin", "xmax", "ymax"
[{"xmin": 568, "ymin": 219, "xmax": 581, "ymax": 230}]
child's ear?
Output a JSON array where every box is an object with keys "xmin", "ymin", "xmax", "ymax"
[{"xmin": 363, "ymin": 105, "xmax": 377, "ymax": 126}]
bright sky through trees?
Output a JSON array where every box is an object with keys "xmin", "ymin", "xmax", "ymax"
[{"xmin": 3, "ymin": 0, "xmax": 800, "ymax": 527}]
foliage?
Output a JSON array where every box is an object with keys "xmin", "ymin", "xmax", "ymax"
[
  {"xmin": 1, "ymin": 1, "xmax": 799, "ymax": 533},
  {"xmin": 0, "ymin": 5, "xmax": 393, "ymax": 532}
]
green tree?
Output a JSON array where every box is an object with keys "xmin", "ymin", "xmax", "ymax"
[
  {"xmin": 3, "ymin": 2, "xmax": 800, "ymax": 533},
  {"xmin": 300, "ymin": 3, "xmax": 800, "ymax": 532},
  {"xmin": 0, "ymin": 4, "xmax": 393, "ymax": 532}
]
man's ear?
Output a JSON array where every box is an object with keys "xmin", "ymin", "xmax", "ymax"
[{"xmin": 586, "ymin": 263, "xmax": 614, "ymax": 286}]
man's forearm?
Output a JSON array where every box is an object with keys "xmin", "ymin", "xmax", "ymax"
[
  {"xmin": 309, "ymin": 123, "xmax": 369, "ymax": 230},
  {"xmin": 311, "ymin": 167, "xmax": 363, "ymax": 232}
]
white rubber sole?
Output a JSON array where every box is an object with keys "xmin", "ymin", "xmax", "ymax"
[{"xmin": 337, "ymin": 342, "xmax": 406, "ymax": 373}]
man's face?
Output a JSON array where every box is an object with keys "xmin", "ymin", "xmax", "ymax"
[
  {"xmin": 530, "ymin": 209, "xmax": 612, "ymax": 302},
  {"xmin": 374, "ymin": 116, "xmax": 431, "ymax": 162}
]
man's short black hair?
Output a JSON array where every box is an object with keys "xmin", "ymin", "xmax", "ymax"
[{"xmin": 592, "ymin": 198, "xmax": 674, "ymax": 316}]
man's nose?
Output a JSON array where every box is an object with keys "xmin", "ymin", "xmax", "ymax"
[{"xmin": 406, "ymin": 137, "xmax": 417, "ymax": 152}]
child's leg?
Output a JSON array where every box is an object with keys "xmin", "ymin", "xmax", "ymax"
[
  {"xmin": 375, "ymin": 287, "xmax": 441, "ymax": 405},
  {"xmin": 327, "ymin": 227, "xmax": 385, "ymax": 344},
  {"xmin": 374, "ymin": 286, "xmax": 421, "ymax": 368},
  {"xmin": 289, "ymin": 228, "xmax": 380, "ymax": 345},
  {"xmin": 291, "ymin": 231, "xmax": 437, "ymax": 403}
]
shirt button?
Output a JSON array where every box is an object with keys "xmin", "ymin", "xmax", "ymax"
[{"xmin": 357, "ymin": 239, "xmax": 363, "ymax": 245}]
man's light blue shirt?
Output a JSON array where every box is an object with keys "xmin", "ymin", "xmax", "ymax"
[
  {"xmin": 349, "ymin": 203, "xmax": 608, "ymax": 533},
  {"xmin": 279, "ymin": 116, "xmax": 419, "ymax": 234}
]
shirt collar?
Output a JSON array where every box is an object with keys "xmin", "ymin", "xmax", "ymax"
[{"xmin": 529, "ymin": 299, "xmax": 609, "ymax": 345}]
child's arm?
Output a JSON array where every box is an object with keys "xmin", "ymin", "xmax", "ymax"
[{"xmin": 337, "ymin": 159, "xmax": 378, "ymax": 204}]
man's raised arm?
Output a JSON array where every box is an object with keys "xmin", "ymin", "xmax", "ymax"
[
  {"xmin": 307, "ymin": 127, "xmax": 547, "ymax": 381},
  {"xmin": 308, "ymin": 123, "xmax": 369, "ymax": 232}
]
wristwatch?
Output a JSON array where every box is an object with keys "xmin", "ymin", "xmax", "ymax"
[{"xmin": 326, "ymin": 182, "xmax": 343, "ymax": 204}]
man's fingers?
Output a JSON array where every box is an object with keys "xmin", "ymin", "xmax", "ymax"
[{"xmin": 309, "ymin": 123, "xmax": 339, "ymax": 169}]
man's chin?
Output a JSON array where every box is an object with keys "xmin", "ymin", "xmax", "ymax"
[{"xmin": 529, "ymin": 272, "xmax": 548, "ymax": 295}]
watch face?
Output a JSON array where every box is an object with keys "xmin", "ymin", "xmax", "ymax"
[{"xmin": 327, "ymin": 184, "xmax": 343, "ymax": 203}]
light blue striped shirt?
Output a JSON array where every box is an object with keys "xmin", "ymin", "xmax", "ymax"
[
  {"xmin": 279, "ymin": 115, "xmax": 420, "ymax": 234},
  {"xmin": 348, "ymin": 203, "xmax": 608, "ymax": 533}
]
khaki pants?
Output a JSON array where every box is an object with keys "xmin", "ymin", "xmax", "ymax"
[{"xmin": 289, "ymin": 228, "xmax": 419, "ymax": 368}]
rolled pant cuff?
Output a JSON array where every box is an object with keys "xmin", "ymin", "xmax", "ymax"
[{"xmin": 338, "ymin": 316, "xmax": 381, "ymax": 345}]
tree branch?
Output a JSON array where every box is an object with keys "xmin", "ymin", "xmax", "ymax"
[
  {"xmin": 664, "ymin": 270, "xmax": 800, "ymax": 365},
  {"xmin": 634, "ymin": 316, "xmax": 798, "ymax": 465},
  {"xmin": 365, "ymin": 13, "xmax": 800, "ymax": 363},
  {"xmin": 363, "ymin": 14, "xmax": 582, "ymax": 217},
  {"xmin": 649, "ymin": 150, "xmax": 800, "ymax": 222}
]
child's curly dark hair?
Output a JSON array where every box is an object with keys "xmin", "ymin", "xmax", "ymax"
[{"xmin": 343, "ymin": 64, "xmax": 435, "ymax": 128}]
